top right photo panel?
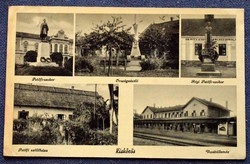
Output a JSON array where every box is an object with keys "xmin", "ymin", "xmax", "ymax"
[{"xmin": 181, "ymin": 14, "xmax": 236, "ymax": 78}]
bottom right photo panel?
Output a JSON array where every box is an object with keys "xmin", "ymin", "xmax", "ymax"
[{"xmin": 133, "ymin": 85, "xmax": 237, "ymax": 147}]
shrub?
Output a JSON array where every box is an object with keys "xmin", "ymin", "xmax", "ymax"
[
  {"xmin": 50, "ymin": 52, "xmax": 63, "ymax": 67},
  {"xmin": 161, "ymin": 60, "xmax": 179, "ymax": 69},
  {"xmin": 140, "ymin": 58, "xmax": 163, "ymax": 70},
  {"xmin": 24, "ymin": 51, "xmax": 37, "ymax": 62},
  {"xmin": 64, "ymin": 57, "xmax": 73, "ymax": 72},
  {"xmin": 75, "ymin": 56, "xmax": 95, "ymax": 73},
  {"xmin": 13, "ymin": 119, "xmax": 28, "ymax": 132},
  {"xmin": 13, "ymin": 118, "xmax": 63, "ymax": 145}
]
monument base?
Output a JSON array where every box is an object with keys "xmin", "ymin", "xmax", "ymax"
[
  {"xmin": 201, "ymin": 63, "xmax": 216, "ymax": 72},
  {"xmin": 37, "ymin": 42, "xmax": 50, "ymax": 61},
  {"xmin": 197, "ymin": 70, "xmax": 222, "ymax": 77},
  {"xmin": 197, "ymin": 63, "xmax": 221, "ymax": 77},
  {"xmin": 29, "ymin": 62, "xmax": 59, "ymax": 67}
]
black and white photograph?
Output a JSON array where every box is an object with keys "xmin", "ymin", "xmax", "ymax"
[
  {"xmin": 15, "ymin": 13, "xmax": 74, "ymax": 76},
  {"xmin": 13, "ymin": 83, "xmax": 118, "ymax": 145},
  {"xmin": 133, "ymin": 85, "xmax": 237, "ymax": 146},
  {"xmin": 181, "ymin": 14, "xmax": 236, "ymax": 78},
  {"xmin": 75, "ymin": 14, "xmax": 179, "ymax": 77}
]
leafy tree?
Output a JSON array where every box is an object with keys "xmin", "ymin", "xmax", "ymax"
[
  {"xmin": 139, "ymin": 20, "xmax": 179, "ymax": 60},
  {"xmin": 50, "ymin": 52, "xmax": 63, "ymax": 66},
  {"xmin": 76, "ymin": 16, "xmax": 134, "ymax": 76},
  {"xmin": 24, "ymin": 50, "xmax": 37, "ymax": 62}
]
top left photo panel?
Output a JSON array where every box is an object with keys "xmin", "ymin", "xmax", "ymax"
[{"xmin": 15, "ymin": 13, "xmax": 74, "ymax": 76}]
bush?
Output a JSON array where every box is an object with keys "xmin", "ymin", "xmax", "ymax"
[
  {"xmin": 75, "ymin": 56, "xmax": 95, "ymax": 73},
  {"xmin": 140, "ymin": 58, "xmax": 163, "ymax": 70},
  {"xmin": 13, "ymin": 119, "xmax": 28, "ymax": 132},
  {"xmin": 50, "ymin": 52, "xmax": 63, "ymax": 67},
  {"xmin": 64, "ymin": 57, "xmax": 73, "ymax": 72},
  {"xmin": 161, "ymin": 60, "xmax": 179, "ymax": 69},
  {"xmin": 12, "ymin": 118, "xmax": 63, "ymax": 145},
  {"xmin": 24, "ymin": 51, "xmax": 37, "ymax": 62}
]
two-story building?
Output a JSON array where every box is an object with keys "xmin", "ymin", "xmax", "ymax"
[
  {"xmin": 15, "ymin": 30, "xmax": 73, "ymax": 66},
  {"xmin": 135, "ymin": 97, "xmax": 236, "ymax": 136}
]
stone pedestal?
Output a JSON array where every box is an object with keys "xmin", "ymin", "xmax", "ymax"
[
  {"xmin": 29, "ymin": 42, "xmax": 58, "ymax": 67},
  {"xmin": 197, "ymin": 63, "xmax": 221, "ymax": 77},
  {"xmin": 37, "ymin": 42, "xmax": 50, "ymax": 61}
]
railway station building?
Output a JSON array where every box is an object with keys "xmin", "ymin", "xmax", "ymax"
[{"xmin": 134, "ymin": 97, "xmax": 236, "ymax": 136}]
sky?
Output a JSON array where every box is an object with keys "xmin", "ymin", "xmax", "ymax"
[
  {"xmin": 16, "ymin": 13, "xmax": 74, "ymax": 39},
  {"xmin": 27, "ymin": 83, "xmax": 111, "ymax": 101},
  {"xmin": 76, "ymin": 14, "xmax": 179, "ymax": 36},
  {"xmin": 133, "ymin": 85, "xmax": 236, "ymax": 116},
  {"xmin": 181, "ymin": 14, "xmax": 236, "ymax": 19}
]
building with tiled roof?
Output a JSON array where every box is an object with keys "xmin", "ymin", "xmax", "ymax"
[
  {"xmin": 14, "ymin": 83, "xmax": 104, "ymax": 120},
  {"xmin": 181, "ymin": 16, "xmax": 236, "ymax": 62},
  {"xmin": 135, "ymin": 97, "xmax": 236, "ymax": 136}
]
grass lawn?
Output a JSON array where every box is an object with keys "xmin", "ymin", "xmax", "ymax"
[
  {"xmin": 15, "ymin": 65, "xmax": 72, "ymax": 76},
  {"xmin": 76, "ymin": 67, "xmax": 179, "ymax": 77},
  {"xmin": 181, "ymin": 65, "xmax": 236, "ymax": 78}
]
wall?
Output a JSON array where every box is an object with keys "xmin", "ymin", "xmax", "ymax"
[
  {"xmin": 181, "ymin": 36, "xmax": 236, "ymax": 62},
  {"xmin": 14, "ymin": 106, "xmax": 74, "ymax": 120},
  {"xmin": 142, "ymin": 107, "xmax": 154, "ymax": 119},
  {"xmin": 183, "ymin": 99, "xmax": 208, "ymax": 117}
]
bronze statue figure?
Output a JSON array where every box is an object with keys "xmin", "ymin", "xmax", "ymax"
[{"xmin": 40, "ymin": 19, "xmax": 49, "ymax": 42}]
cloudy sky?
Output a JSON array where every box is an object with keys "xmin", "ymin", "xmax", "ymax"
[
  {"xmin": 16, "ymin": 13, "xmax": 74, "ymax": 39},
  {"xmin": 28, "ymin": 83, "xmax": 111, "ymax": 101},
  {"xmin": 76, "ymin": 14, "xmax": 179, "ymax": 36},
  {"xmin": 134, "ymin": 85, "xmax": 236, "ymax": 116}
]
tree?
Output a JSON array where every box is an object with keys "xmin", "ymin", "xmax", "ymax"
[
  {"xmin": 139, "ymin": 20, "xmax": 179, "ymax": 60},
  {"xmin": 24, "ymin": 50, "xmax": 37, "ymax": 62},
  {"xmin": 76, "ymin": 16, "xmax": 134, "ymax": 76},
  {"xmin": 50, "ymin": 52, "xmax": 63, "ymax": 66}
]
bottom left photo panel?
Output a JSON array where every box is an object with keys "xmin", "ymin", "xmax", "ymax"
[{"xmin": 13, "ymin": 83, "xmax": 119, "ymax": 145}]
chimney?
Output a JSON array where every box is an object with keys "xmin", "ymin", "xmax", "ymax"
[
  {"xmin": 170, "ymin": 17, "xmax": 173, "ymax": 22},
  {"xmin": 210, "ymin": 98, "xmax": 212, "ymax": 102},
  {"xmin": 154, "ymin": 103, "xmax": 156, "ymax": 108},
  {"xmin": 226, "ymin": 101, "xmax": 228, "ymax": 109}
]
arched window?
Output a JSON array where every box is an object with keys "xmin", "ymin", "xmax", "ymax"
[
  {"xmin": 54, "ymin": 44, "xmax": 58, "ymax": 52},
  {"xmin": 64, "ymin": 45, "xmax": 68, "ymax": 54},
  {"xmin": 59, "ymin": 44, "xmax": 63, "ymax": 53},
  {"xmin": 23, "ymin": 41, "xmax": 29, "ymax": 53},
  {"xmin": 192, "ymin": 111, "xmax": 196, "ymax": 117},
  {"xmin": 34, "ymin": 43, "xmax": 38, "ymax": 52},
  {"xmin": 200, "ymin": 110, "xmax": 205, "ymax": 116}
]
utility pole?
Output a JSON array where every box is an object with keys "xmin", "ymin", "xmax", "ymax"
[{"xmin": 108, "ymin": 84, "xmax": 114, "ymax": 134}]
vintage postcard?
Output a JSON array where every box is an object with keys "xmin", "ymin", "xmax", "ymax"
[{"xmin": 4, "ymin": 6, "xmax": 245, "ymax": 159}]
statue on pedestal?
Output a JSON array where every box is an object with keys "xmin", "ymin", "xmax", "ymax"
[
  {"xmin": 197, "ymin": 15, "xmax": 221, "ymax": 77},
  {"xmin": 40, "ymin": 19, "xmax": 49, "ymax": 42},
  {"xmin": 199, "ymin": 21, "xmax": 219, "ymax": 63}
]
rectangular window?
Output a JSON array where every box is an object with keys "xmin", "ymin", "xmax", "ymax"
[
  {"xmin": 219, "ymin": 44, "xmax": 226, "ymax": 56},
  {"xmin": 195, "ymin": 43, "xmax": 202, "ymax": 55}
]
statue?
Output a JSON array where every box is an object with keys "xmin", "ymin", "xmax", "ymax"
[
  {"xmin": 40, "ymin": 19, "xmax": 49, "ymax": 42},
  {"xmin": 199, "ymin": 21, "xmax": 219, "ymax": 63},
  {"xmin": 197, "ymin": 15, "xmax": 221, "ymax": 77}
]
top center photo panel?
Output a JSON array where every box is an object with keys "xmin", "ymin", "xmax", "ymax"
[{"xmin": 75, "ymin": 14, "xmax": 179, "ymax": 77}]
